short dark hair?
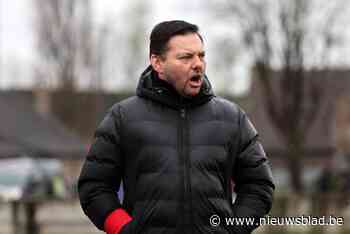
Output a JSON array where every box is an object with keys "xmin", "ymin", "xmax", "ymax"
[{"xmin": 149, "ymin": 20, "xmax": 203, "ymax": 58}]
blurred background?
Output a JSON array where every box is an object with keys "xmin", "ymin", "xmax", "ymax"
[{"xmin": 0, "ymin": 0, "xmax": 350, "ymax": 233}]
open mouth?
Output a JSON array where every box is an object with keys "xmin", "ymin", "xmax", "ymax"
[
  {"xmin": 190, "ymin": 75, "xmax": 202, "ymax": 82},
  {"xmin": 189, "ymin": 75, "xmax": 203, "ymax": 88},
  {"xmin": 190, "ymin": 75, "xmax": 202, "ymax": 83}
]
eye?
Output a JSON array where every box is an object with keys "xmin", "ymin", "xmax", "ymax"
[{"xmin": 179, "ymin": 55, "xmax": 192, "ymax": 60}]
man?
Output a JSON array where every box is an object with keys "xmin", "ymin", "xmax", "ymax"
[{"xmin": 78, "ymin": 20, "xmax": 274, "ymax": 234}]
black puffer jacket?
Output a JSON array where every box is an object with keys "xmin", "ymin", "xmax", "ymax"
[{"xmin": 78, "ymin": 66, "xmax": 275, "ymax": 234}]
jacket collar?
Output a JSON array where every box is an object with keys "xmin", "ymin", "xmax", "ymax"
[{"xmin": 136, "ymin": 65, "xmax": 214, "ymax": 109}]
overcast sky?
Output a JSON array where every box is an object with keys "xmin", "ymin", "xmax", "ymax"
[
  {"xmin": 1, "ymin": 1, "xmax": 198, "ymax": 62},
  {"xmin": 0, "ymin": 0, "xmax": 248, "ymax": 93},
  {"xmin": 2, "ymin": 0, "xmax": 350, "ymax": 93},
  {"xmin": 1, "ymin": 0, "xmax": 242, "ymax": 90},
  {"xmin": 0, "ymin": 0, "xmax": 209, "ymax": 61}
]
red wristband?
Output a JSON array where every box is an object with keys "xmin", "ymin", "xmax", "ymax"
[{"xmin": 104, "ymin": 208, "xmax": 132, "ymax": 234}]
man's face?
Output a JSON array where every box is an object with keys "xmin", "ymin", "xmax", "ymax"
[{"xmin": 151, "ymin": 33, "xmax": 206, "ymax": 97}]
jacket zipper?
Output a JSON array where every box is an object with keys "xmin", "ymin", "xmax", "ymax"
[{"xmin": 179, "ymin": 108, "xmax": 192, "ymax": 232}]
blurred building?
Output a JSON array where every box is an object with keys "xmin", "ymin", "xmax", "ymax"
[
  {"xmin": 0, "ymin": 90, "xmax": 86, "ymax": 186},
  {"xmin": 335, "ymin": 94, "xmax": 350, "ymax": 155}
]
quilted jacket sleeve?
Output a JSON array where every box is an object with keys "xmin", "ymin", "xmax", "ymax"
[
  {"xmin": 231, "ymin": 110, "xmax": 275, "ymax": 234},
  {"xmin": 78, "ymin": 105, "xmax": 127, "ymax": 230}
]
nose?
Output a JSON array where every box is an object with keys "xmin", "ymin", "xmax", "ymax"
[{"xmin": 192, "ymin": 55, "xmax": 204, "ymax": 71}]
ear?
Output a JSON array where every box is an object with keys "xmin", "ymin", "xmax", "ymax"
[{"xmin": 150, "ymin": 54, "xmax": 164, "ymax": 75}]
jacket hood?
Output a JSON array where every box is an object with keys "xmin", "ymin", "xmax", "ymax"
[{"xmin": 136, "ymin": 65, "xmax": 214, "ymax": 109}]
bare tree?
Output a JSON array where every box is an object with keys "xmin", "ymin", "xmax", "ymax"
[
  {"xmin": 33, "ymin": 0, "xmax": 112, "ymax": 132},
  {"xmin": 24, "ymin": 3, "xmax": 113, "ymax": 233},
  {"xmin": 118, "ymin": 0, "xmax": 150, "ymax": 87},
  {"xmin": 210, "ymin": 37, "xmax": 240, "ymax": 94},
  {"xmin": 210, "ymin": 0, "xmax": 349, "ymax": 194},
  {"xmin": 34, "ymin": 0, "xmax": 109, "ymax": 91}
]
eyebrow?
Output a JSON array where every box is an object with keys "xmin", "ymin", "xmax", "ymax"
[{"xmin": 177, "ymin": 51, "xmax": 206, "ymax": 57}]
